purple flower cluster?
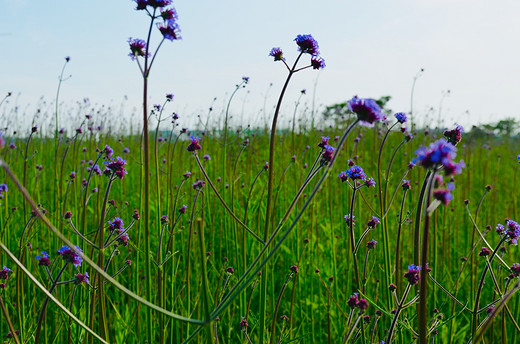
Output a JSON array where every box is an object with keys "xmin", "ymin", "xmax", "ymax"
[
  {"xmin": 367, "ymin": 216, "xmax": 380, "ymax": 229},
  {"xmin": 57, "ymin": 246, "xmax": 83, "ymax": 267},
  {"xmin": 347, "ymin": 96, "xmax": 384, "ymax": 127},
  {"xmin": 74, "ymin": 272, "xmax": 89, "ymax": 285},
  {"xmin": 128, "ymin": 38, "xmax": 148, "ymax": 60},
  {"xmin": 502, "ymin": 219, "xmax": 520, "ymax": 245},
  {"xmin": 104, "ymin": 157, "xmax": 128, "ymax": 179},
  {"xmin": 394, "ymin": 112, "xmax": 407, "ymax": 124},
  {"xmin": 413, "ymin": 139, "xmax": 465, "ymax": 176},
  {"xmin": 443, "ymin": 125, "xmax": 463, "ymax": 146},
  {"xmin": 108, "ymin": 217, "xmax": 124, "ymax": 233},
  {"xmin": 404, "ymin": 264, "xmax": 421, "ymax": 285},
  {"xmin": 320, "ymin": 145, "xmax": 335, "ymax": 164},
  {"xmin": 0, "ymin": 266, "xmax": 12, "ymax": 280},
  {"xmin": 338, "ymin": 165, "xmax": 367, "ymax": 182},
  {"xmin": 269, "ymin": 47, "xmax": 284, "ymax": 61},
  {"xmin": 294, "ymin": 34, "xmax": 319, "ymax": 55},
  {"xmin": 36, "ymin": 252, "xmax": 51, "ymax": 266},
  {"xmin": 433, "ymin": 182, "xmax": 455, "ymax": 206},
  {"xmin": 186, "ymin": 136, "xmax": 201, "ymax": 152},
  {"xmin": 318, "ymin": 136, "xmax": 330, "ymax": 148},
  {"xmin": 347, "ymin": 293, "xmax": 369, "ymax": 311}
]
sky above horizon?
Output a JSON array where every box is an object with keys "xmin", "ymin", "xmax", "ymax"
[{"xmin": 2, "ymin": 0, "xmax": 520, "ymax": 132}]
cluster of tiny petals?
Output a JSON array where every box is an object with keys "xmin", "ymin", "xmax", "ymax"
[
  {"xmin": 105, "ymin": 157, "xmax": 128, "ymax": 179},
  {"xmin": 108, "ymin": 217, "xmax": 124, "ymax": 233},
  {"xmin": 365, "ymin": 177, "xmax": 376, "ymax": 188},
  {"xmin": 404, "ymin": 264, "xmax": 421, "ymax": 285},
  {"xmin": 504, "ymin": 219, "xmax": 520, "ymax": 245},
  {"xmin": 394, "ymin": 112, "xmax": 407, "ymax": 124},
  {"xmin": 35, "ymin": 252, "xmax": 51, "ymax": 266},
  {"xmin": 310, "ymin": 56, "xmax": 326, "ymax": 70},
  {"xmin": 0, "ymin": 266, "xmax": 13, "ymax": 280},
  {"xmin": 344, "ymin": 214, "xmax": 355, "ymax": 226},
  {"xmin": 269, "ymin": 47, "xmax": 284, "ymax": 61},
  {"xmin": 294, "ymin": 34, "xmax": 319, "ymax": 55},
  {"xmin": 413, "ymin": 139, "xmax": 464, "ymax": 176},
  {"xmin": 320, "ymin": 145, "xmax": 335, "ymax": 164},
  {"xmin": 192, "ymin": 180, "xmax": 205, "ymax": 190},
  {"xmin": 318, "ymin": 136, "xmax": 330, "ymax": 148},
  {"xmin": 479, "ymin": 247, "xmax": 491, "ymax": 256},
  {"xmin": 510, "ymin": 263, "xmax": 520, "ymax": 277},
  {"xmin": 347, "ymin": 96, "xmax": 384, "ymax": 127},
  {"xmin": 443, "ymin": 125, "xmax": 463, "ymax": 146},
  {"xmin": 367, "ymin": 240, "xmax": 377, "ymax": 250},
  {"xmin": 186, "ymin": 136, "xmax": 201, "ymax": 152},
  {"xmin": 158, "ymin": 20, "xmax": 181, "ymax": 41},
  {"xmin": 128, "ymin": 37, "xmax": 148, "ymax": 60},
  {"xmin": 367, "ymin": 216, "xmax": 380, "ymax": 228},
  {"xmin": 347, "ymin": 293, "xmax": 369, "ymax": 311},
  {"xmin": 57, "ymin": 246, "xmax": 83, "ymax": 267},
  {"xmin": 74, "ymin": 272, "xmax": 89, "ymax": 285},
  {"xmin": 338, "ymin": 165, "xmax": 367, "ymax": 182},
  {"xmin": 433, "ymin": 182, "xmax": 455, "ymax": 206},
  {"xmin": 402, "ymin": 180, "xmax": 411, "ymax": 190}
]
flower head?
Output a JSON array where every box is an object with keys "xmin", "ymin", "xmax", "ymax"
[
  {"xmin": 367, "ymin": 240, "xmax": 377, "ymax": 250},
  {"xmin": 344, "ymin": 214, "xmax": 355, "ymax": 226},
  {"xmin": 505, "ymin": 219, "xmax": 520, "ymax": 245},
  {"xmin": 367, "ymin": 216, "xmax": 380, "ymax": 229},
  {"xmin": 108, "ymin": 217, "xmax": 124, "ymax": 233},
  {"xmin": 443, "ymin": 125, "xmax": 463, "ymax": 146},
  {"xmin": 511, "ymin": 263, "xmax": 520, "ymax": 277},
  {"xmin": 186, "ymin": 136, "xmax": 201, "ymax": 152},
  {"xmin": 203, "ymin": 154, "xmax": 211, "ymax": 162},
  {"xmin": 294, "ymin": 34, "xmax": 319, "ymax": 55},
  {"xmin": 394, "ymin": 112, "xmax": 407, "ymax": 124},
  {"xmin": 479, "ymin": 247, "xmax": 491, "ymax": 257},
  {"xmin": 158, "ymin": 21, "xmax": 181, "ymax": 41},
  {"xmin": 318, "ymin": 136, "xmax": 330, "ymax": 148},
  {"xmin": 365, "ymin": 177, "xmax": 376, "ymax": 188},
  {"xmin": 36, "ymin": 252, "xmax": 51, "ymax": 266},
  {"xmin": 413, "ymin": 139, "xmax": 464, "ymax": 176},
  {"xmin": 0, "ymin": 266, "xmax": 13, "ymax": 280},
  {"xmin": 347, "ymin": 96, "xmax": 384, "ymax": 127},
  {"xmin": 269, "ymin": 47, "xmax": 284, "ymax": 61},
  {"xmin": 310, "ymin": 56, "xmax": 326, "ymax": 70},
  {"xmin": 192, "ymin": 180, "xmax": 205, "ymax": 190},
  {"xmin": 128, "ymin": 38, "xmax": 147, "ymax": 60},
  {"xmin": 433, "ymin": 183, "xmax": 455, "ymax": 206},
  {"xmin": 74, "ymin": 272, "xmax": 89, "ymax": 285},
  {"xmin": 321, "ymin": 145, "xmax": 335, "ymax": 164},
  {"xmin": 404, "ymin": 264, "xmax": 421, "ymax": 285},
  {"xmin": 338, "ymin": 165, "xmax": 367, "ymax": 182},
  {"xmin": 402, "ymin": 180, "xmax": 411, "ymax": 191},
  {"xmin": 57, "ymin": 246, "xmax": 83, "ymax": 267},
  {"xmin": 105, "ymin": 157, "xmax": 128, "ymax": 179}
]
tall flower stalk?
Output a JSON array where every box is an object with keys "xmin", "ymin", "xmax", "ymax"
[{"xmin": 128, "ymin": 2, "xmax": 181, "ymax": 342}]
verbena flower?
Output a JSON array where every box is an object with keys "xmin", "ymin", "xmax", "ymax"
[
  {"xmin": 192, "ymin": 180, "xmax": 205, "ymax": 190},
  {"xmin": 433, "ymin": 183, "xmax": 455, "ymax": 206},
  {"xmin": 347, "ymin": 293, "xmax": 359, "ymax": 309},
  {"xmin": 318, "ymin": 136, "xmax": 330, "ymax": 148},
  {"xmin": 443, "ymin": 125, "xmax": 463, "ymax": 146},
  {"xmin": 105, "ymin": 157, "xmax": 128, "ymax": 179},
  {"xmin": 117, "ymin": 233, "xmax": 130, "ymax": 247},
  {"xmin": 158, "ymin": 21, "xmax": 181, "ymax": 41},
  {"xmin": 104, "ymin": 145, "xmax": 113, "ymax": 158},
  {"xmin": 347, "ymin": 96, "xmax": 384, "ymax": 127},
  {"xmin": 108, "ymin": 217, "xmax": 124, "ymax": 233},
  {"xmin": 402, "ymin": 180, "xmax": 411, "ymax": 190},
  {"xmin": 404, "ymin": 264, "xmax": 421, "ymax": 285},
  {"xmin": 0, "ymin": 266, "xmax": 13, "ymax": 280},
  {"xmin": 57, "ymin": 246, "xmax": 83, "ymax": 267},
  {"xmin": 128, "ymin": 38, "xmax": 147, "ymax": 60},
  {"xmin": 148, "ymin": 0, "xmax": 172, "ymax": 8},
  {"xmin": 36, "ymin": 252, "xmax": 51, "ymax": 266},
  {"xmin": 367, "ymin": 240, "xmax": 377, "ymax": 250},
  {"xmin": 505, "ymin": 219, "xmax": 520, "ymax": 245},
  {"xmin": 269, "ymin": 47, "xmax": 284, "ymax": 61},
  {"xmin": 294, "ymin": 34, "xmax": 319, "ymax": 55},
  {"xmin": 367, "ymin": 216, "xmax": 380, "ymax": 228},
  {"xmin": 413, "ymin": 138, "xmax": 464, "ymax": 176},
  {"xmin": 344, "ymin": 214, "xmax": 355, "ymax": 226},
  {"xmin": 74, "ymin": 272, "xmax": 89, "ymax": 285},
  {"xmin": 203, "ymin": 154, "xmax": 211, "ymax": 161},
  {"xmin": 338, "ymin": 165, "xmax": 367, "ymax": 182},
  {"xmin": 320, "ymin": 145, "xmax": 335, "ymax": 164},
  {"xmin": 479, "ymin": 247, "xmax": 491, "ymax": 256},
  {"xmin": 365, "ymin": 177, "xmax": 376, "ymax": 188},
  {"xmin": 186, "ymin": 136, "xmax": 201, "ymax": 152},
  {"xmin": 510, "ymin": 263, "xmax": 520, "ymax": 277},
  {"xmin": 161, "ymin": 8, "xmax": 178, "ymax": 21},
  {"xmin": 394, "ymin": 112, "xmax": 407, "ymax": 124},
  {"xmin": 310, "ymin": 56, "xmax": 326, "ymax": 70}
]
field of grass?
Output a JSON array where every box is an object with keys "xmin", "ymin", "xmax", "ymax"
[{"xmin": 2, "ymin": 2, "xmax": 520, "ymax": 344}]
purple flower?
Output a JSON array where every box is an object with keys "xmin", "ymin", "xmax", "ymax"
[
  {"xmin": 290, "ymin": 265, "xmax": 299, "ymax": 274},
  {"xmin": 148, "ymin": 0, "xmax": 171, "ymax": 8},
  {"xmin": 128, "ymin": 38, "xmax": 147, "ymax": 60},
  {"xmin": 367, "ymin": 216, "xmax": 380, "ymax": 228},
  {"xmin": 320, "ymin": 145, "xmax": 335, "ymax": 164},
  {"xmin": 402, "ymin": 180, "xmax": 411, "ymax": 191},
  {"xmin": 511, "ymin": 263, "xmax": 520, "ymax": 277},
  {"xmin": 74, "ymin": 272, "xmax": 89, "ymax": 285},
  {"xmin": 178, "ymin": 205, "xmax": 187, "ymax": 214},
  {"xmin": 36, "ymin": 252, "xmax": 51, "ymax": 266},
  {"xmin": 294, "ymin": 34, "xmax": 319, "ymax": 55},
  {"xmin": 104, "ymin": 145, "xmax": 113, "ymax": 158},
  {"xmin": 433, "ymin": 183, "xmax": 455, "ymax": 206},
  {"xmin": 318, "ymin": 136, "xmax": 330, "ymax": 148},
  {"xmin": 108, "ymin": 217, "xmax": 124, "ymax": 233},
  {"xmin": 367, "ymin": 240, "xmax": 377, "ymax": 250},
  {"xmin": 269, "ymin": 47, "xmax": 284, "ymax": 61},
  {"xmin": 310, "ymin": 56, "xmax": 326, "ymax": 70},
  {"xmin": 479, "ymin": 247, "xmax": 491, "ymax": 257},
  {"xmin": 161, "ymin": 8, "xmax": 178, "ymax": 21},
  {"xmin": 404, "ymin": 264, "xmax": 421, "ymax": 285},
  {"xmin": 158, "ymin": 20, "xmax": 181, "ymax": 41},
  {"xmin": 347, "ymin": 96, "xmax": 384, "ymax": 127},
  {"xmin": 240, "ymin": 316, "xmax": 248, "ymax": 329},
  {"xmin": 365, "ymin": 177, "xmax": 376, "ymax": 188},
  {"xmin": 116, "ymin": 233, "xmax": 130, "ymax": 247},
  {"xmin": 192, "ymin": 180, "xmax": 205, "ymax": 190},
  {"xmin": 0, "ymin": 184, "xmax": 8, "ymax": 192},
  {"xmin": 344, "ymin": 214, "xmax": 355, "ymax": 226},
  {"xmin": 57, "ymin": 246, "xmax": 83, "ymax": 267},
  {"xmin": 105, "ymin": 157, "xmax": 128, "ymax": 179},
  {"xmin": 394, "ymin": 112, "xmax": 407, "ymax": 124},
  {"xmin": 242, "ymin": 76, "xmax": 250, "ymax": 84},
  {"xmin": 413, "ymin": 138, "xmax": 464, "ymax": 176},
  {"xmin": 505, "ymin": 219, "xmax": 520, "ymax": 245},
  {"xmin": 123, "ymin": 147, "xmax": 130, "ymax": 154},
  {"xmin": 338, "ymin": 165, "xmax": 367, "ymax": 182},
  {"xmin": 186, "ymin": 136, "xmax": 201, "ymax": 152},
  {"xmin": 443, "ymin": 125, "xmax": 463, "ymax": 146},
  {"xmin": 0, "ymin": 266, "xmax": 13, "ymax": 280},
  {"xmin": 203, "ymin": 154, "xmax": 211, "ymax": 162},
  {"xmin": 347, "ymin": 293, "xmax": 359, "ymax": 309},
  {"xmin": 134, "ymin": 0, "xmax": 148, "ymax": 10},
  {"xmin": 226, "ymin": 266, "xmax": 234, "ymax": 275}
]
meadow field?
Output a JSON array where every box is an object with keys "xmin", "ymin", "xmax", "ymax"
[{"xmin": 2, "ymin": 2, "xmax": 520, "ymax": 344}]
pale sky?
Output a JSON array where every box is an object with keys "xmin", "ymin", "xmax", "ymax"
[{"xmin": 2, "ymin": 0, "xmax": 520, "ymax": 133}]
